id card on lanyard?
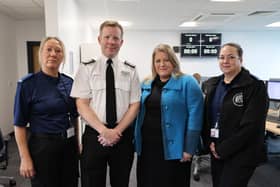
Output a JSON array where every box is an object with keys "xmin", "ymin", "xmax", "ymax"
[
  {"xmin": 210, "ymin": 113, "xmax": 220, "ymax": 139},
  {"xmin": 210, "ymin": 121, "xmax": 219, "ymax": 138}
]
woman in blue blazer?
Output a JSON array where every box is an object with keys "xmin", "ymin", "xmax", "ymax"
[{"xmin": 134, "ymin": 44, "xmax": 204, "ymax": 187}]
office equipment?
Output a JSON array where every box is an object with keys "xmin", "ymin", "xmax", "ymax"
[
  {"xmin": 0, "ymin": 130, "xmax": 16, "ymax": 187},
  {"xmin": 266, "ymin": 114, "xmax": 280, "ymax": 123},
  {"xmin": 266, "ymin": 121, "xmax": 280, "ymax": 135},
  {"xmin": 266, "ymin": 79, "xmax": 280, "ymax": 123},
  {"xmin": 180, "ymin": 33, "xmax": 221, "ymax": 57},
  {"xmin": 267, "ymin": 79, "xmax": 280, "ymax": 102}
]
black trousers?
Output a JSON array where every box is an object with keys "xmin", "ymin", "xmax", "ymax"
[
  {"xmin": 211, "ymin": 156, "xmax": 256, "ymax": 187},
  {"xmin": 136, "ymin": 142, "xmax": 191, "ymax": 187},
  {"xmin": 29, "ymin": 134, "xmax": 79, "ymax": 187},
  {"xmin": 81, "ymin": 126, "xmax": 134, "ymax": 187}
]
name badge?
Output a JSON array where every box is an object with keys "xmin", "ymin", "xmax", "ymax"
[
  {"xmin": 67, "ymin": 127, "xmax": 75, "ymax": 138},
  {"xmin": 210, "ymin": 128, "xmax": 219, "ymax": 138}
]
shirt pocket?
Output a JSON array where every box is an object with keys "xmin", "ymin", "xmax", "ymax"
[
  {"xmin": 115, "ymin": 81, "xmax": 130, "ymax": 92},
  {"xmin": 90, "ymin": 78, "xmax": 106, "ymax": 93}
]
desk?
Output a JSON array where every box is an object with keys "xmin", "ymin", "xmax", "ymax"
[{"xmin": 266, "ymin": 121, "xmax": 280, "ymax": 135}]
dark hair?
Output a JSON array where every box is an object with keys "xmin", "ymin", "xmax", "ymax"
[{"xmin": 220, "ymin": 42, "xmax": 243, "ymax": 58}]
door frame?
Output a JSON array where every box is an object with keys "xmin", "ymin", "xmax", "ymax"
[{"xmin": 27, "ymin": 41, "xmax": 40, "ymax": 73}]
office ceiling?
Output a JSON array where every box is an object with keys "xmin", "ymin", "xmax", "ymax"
[
  {"xmin": 0, "ymin": 0, "xmax": 280, "ymax": 31},
  {"xmin": 0, "ymin": 0, "xmax": 44, "ymax": 20}
]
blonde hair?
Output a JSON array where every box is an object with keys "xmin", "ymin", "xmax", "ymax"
[
  {"xmin": 193, "ymin": 73, "xmax": 201, "ymax": 84},
  {"xmin": 38, "ymin": 36, "xmax": 65, "ymax": 64},
  {"xmin": 151, "ymin": 44, "xmax": 184, "ymax": 79},
  {"xmin": 99, "ymin": 20, "xmax": 124, "ymax": 39}
]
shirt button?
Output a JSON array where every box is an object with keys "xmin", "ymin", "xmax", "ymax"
[
  {"xmin": 169, "ymin": 140, "xmax": 174, "ymax": 144},
  {"xmin": 166, "ymin": 123, "xmax": 171, "ymax": 128},
  {"xmin": 165, "ymin": 105, "xmax": 168, "ymax": 110}
]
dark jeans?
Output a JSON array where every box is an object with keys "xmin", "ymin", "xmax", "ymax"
[
  {"xmin": 29, "ymin": 134, "xmax": 79, "ymax": 187},
  {"xmin": 80, "ymin": 126, "xmax": 134, "ymax": 187}
]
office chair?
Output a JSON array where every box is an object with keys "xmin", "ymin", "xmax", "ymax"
[
  {"xmin": 0, "ymin": 129, "xmax": 16, "ymax": 187},
  {"xmin": 192, "ymin": 137, "xmax": 210, "ymax": 181}
]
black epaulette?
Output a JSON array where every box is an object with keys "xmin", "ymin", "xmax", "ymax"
[
  {"xmin": 124, "ymin": 61, "xmax": 135, "ymax": 68},
  {"xmin": 18, "ymin": 73, "xmax": 34, "ymax": 83},
  {"xmin": 82, "ymin": 59, "xmax": 96, "ymax": 65}
]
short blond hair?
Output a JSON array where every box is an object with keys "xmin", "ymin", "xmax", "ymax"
[
  {"xmin": 99, "ymin": 20, "xmax": 124, "ymax": 39},
  {"xmin": 38, "ymin": 36, "xmax": 65, "ymax": 64}
]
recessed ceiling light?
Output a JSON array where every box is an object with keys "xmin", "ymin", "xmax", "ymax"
[
  {"xmin": 179, "ymin": 21, "xmax": 197, "ymax": 27},
  {"xmin": 210, "ymin": 0, "xmax": 241, "ymax": 2},
  {"xmin": 266, "ymin": 22, "xmax": 280, "ymax": 27}
]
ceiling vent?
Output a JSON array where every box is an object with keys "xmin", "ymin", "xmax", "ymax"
[
  {"xmin": 193, "ymin": 13, "xmax": 235, "ymax": 22},
  {"xmin": 248, "ymin": 11, "xmax": 277, "ymax": 16}
]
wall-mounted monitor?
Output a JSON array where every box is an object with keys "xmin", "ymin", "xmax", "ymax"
[
  {"xmin": 201, "ymin": 45, "xmax": 220, "ymax": 56},
  {"xmin": 180, "ymin": 33, "xmax": 221, "ymax": 57},
  {"xmin": 181, "ymin": 33, "xmax": 200, "ymax": 45},
  {"xmin": 201, "ymin": 33, "xmax": 221, "ymax": 46},
  {"xmin": 181, "ymin": 45, "xmax": 200, "ymax": 57},
  {"xmin": 267, "ymin": 79, "xmax": 280, "ymax": 102}
]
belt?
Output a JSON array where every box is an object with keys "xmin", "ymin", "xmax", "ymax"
[{"xmin": 31, "ymin": 131, "xmax": 68, "ymax": 139}]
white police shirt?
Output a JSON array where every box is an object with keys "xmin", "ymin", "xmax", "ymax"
[{"xmin": 70, "ymin": 55, "xmax": 141, "ymax": 124}]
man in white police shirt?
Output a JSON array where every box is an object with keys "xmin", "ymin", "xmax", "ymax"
[{"xmin": 71, "ymin": 20, "xmax": 140, "ymax": 187}]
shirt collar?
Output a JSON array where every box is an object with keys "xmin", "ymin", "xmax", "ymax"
[{"xmin": 100, "ymin": 54, "xmax": 119, "ymax": 67}]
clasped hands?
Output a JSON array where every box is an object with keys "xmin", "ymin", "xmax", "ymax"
[{"xmin": 98, "ymin": 128, "xmax": 122, "ymax": 147}]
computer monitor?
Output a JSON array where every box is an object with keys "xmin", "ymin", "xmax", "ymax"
[{"xmin": 267, "ymin": 79, "xmax": 280, "ymax": 102}]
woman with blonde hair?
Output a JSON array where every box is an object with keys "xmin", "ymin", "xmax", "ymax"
[
  {"xmin": 14, "ymin": 37, "xmax": 79, "ymax": 187},
  {"xmin": 134, "ymin": 44, "xmax": 204, "ymax": 187}
]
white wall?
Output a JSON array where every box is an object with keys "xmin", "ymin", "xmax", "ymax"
[
  {"xmin": 0, "ymin": 13, "xmax": 45, "ymax": 135},
  {"xmin": 0, "ymin": 13, "xmax": 17, "ymax": 135},
  {"xmin": 16, "ymin": 20, "xmax": 45, "ymax": 79},
  {"xmin": 79, "ymin": 30, "xmax": 280, "ymax": 80},
  {"xmin": 56, "ymin": 0, "xmax": 83, "ymax": 76}
]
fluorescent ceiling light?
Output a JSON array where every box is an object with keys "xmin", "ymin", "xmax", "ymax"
[
  {"xmin": 179, "ymin": 21, "xmax": 197, "ymax": 27},
  {"xmin": 118, "ymin": 21, "xmax": 133, "ymax": 27},
  {"xmin": 210, "ymin": 0, "xmax": 241, "ymax": 2},
  {"xmin": 266, "ymin": 22, "xmax": 280, "ymax": 27}
]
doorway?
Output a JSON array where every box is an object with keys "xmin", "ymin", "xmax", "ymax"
[{"xmin": 27, "ymin": 41, "xmax": 40, "ymax": 73}]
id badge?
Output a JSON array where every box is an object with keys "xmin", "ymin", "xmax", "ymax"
[
  {"xmin": 210, "ymin": 128, "xmax": 219, "ymax": 138},
  {"xmin": 67, "ymin": 127, "xmax": 75, "ymax": 138}
]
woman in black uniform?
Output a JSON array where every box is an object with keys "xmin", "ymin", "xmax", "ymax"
[
  {"xmin": 13, "ymin": 37, "xmax": 79, "ymax": 187},
  {"xmin": 202, "ymin": 43, "xmax": 268, "ymax": 187}
]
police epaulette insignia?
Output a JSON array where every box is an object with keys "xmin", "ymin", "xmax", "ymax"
[
  {"xmin": 82, "ymin": 59, "xmax": 96, "ymax": 65},
  {"xmin": 60, "ymin": 73, "xmax": 73, "ymax": 80},
  {"xmin": 124, "ymin": 61, "xmax": 135, "ymax": 68},
  {"xmin": 18, "ymin": 73, "xmax": 34, "ymax": 83}
]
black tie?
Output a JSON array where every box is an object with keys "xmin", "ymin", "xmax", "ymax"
[{"xmin": 106, "ymin": 59, "xmax": 117, "ymax": 128}]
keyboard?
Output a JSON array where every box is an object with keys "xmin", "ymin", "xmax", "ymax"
[{"xmin": 266, "ymin": 115, "xmax": 280, "ymax": 123}]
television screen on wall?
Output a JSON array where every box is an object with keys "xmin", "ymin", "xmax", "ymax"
[
  {"xmin": 180, "ymin": 33, "xmax": 221, "ymax": 57},
  {"xmin": 181, "ymin": 33, "xmax": 200, "ymax": 45},
  {"xmin": 181, "ymin": 45, "xmax": 200, "ymax": 57}
]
